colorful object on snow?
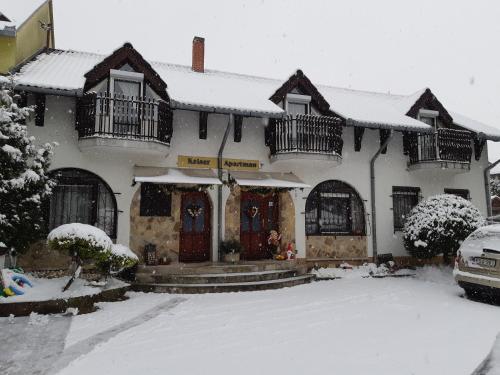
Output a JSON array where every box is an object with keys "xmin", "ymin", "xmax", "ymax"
[{"xmin": 0, "ymin": 268, "xmax": 33, "ymax": 296}]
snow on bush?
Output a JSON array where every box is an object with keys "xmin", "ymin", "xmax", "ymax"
[
  {"xmin": 48, "ymin": 223, "xmax": 113, "ymax": 261},
  {"xmin": 403, "ymin": 194, "xmax": 484, "ymax": 259},
  {"xmin": 106, "ymin": 244, "xmax": 139, "ymax": 273},
  {"xmin": 48, "ymin": 224, "xmax": 138, "ymax": 276},
  {"xmin": 0, "ymin": 83, "xmax": 55, "ymax": 256}
]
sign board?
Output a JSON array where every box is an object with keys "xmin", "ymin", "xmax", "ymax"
[{"xmin": 177, "ymin": 155, "xmax": 260, "ymax": 171}]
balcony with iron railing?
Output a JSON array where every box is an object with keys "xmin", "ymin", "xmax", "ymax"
[
  {"xmin": 267, "ymin": 114, "xmax": 343, "ymax": 163},
  {"xmin": 75, "ymin": 93, "xmax": 173, "ymax": 155},
  {"xmin": 407, "ymin": 128, "xmax": 472, "ymax": 172}
]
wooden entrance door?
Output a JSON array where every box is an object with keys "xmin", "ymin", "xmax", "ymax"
[
  {"xmin": 179, "ymin": 192, "xmax": 211, "ymax": 262},
  {"xmin": 240, "ymin": 191, "xmax": 279, "ymax": 260}
]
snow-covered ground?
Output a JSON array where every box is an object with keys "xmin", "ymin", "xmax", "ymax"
[
  {"xmin": 1, "ymin": 267, "xmax": 499, "ymax": 375},
  {"xmin": 55, "ymin": 267, "xmax": 500, "ymax": 375}
]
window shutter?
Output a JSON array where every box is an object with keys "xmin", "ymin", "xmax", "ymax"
[
  {"xmin": 35, "ymin": 94, "xmax": 46, "ymax": 127},
  {"xmin": 199, "ymin": 112, "xmax": 208, "ymax": 139},
  {"xmin": 234, "ymin": 115, "xmax": 242, "ymax": 142}
]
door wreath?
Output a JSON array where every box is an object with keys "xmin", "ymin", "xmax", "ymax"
[{"xmin": 187, "ymin": 204, "xmax": 203, "ymax": 218}]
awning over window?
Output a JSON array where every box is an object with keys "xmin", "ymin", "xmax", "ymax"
[
  {"xmin": 229, "ymin": 171, "xmax": 310, "ymax": 189},
  {"xmin": 134, "ymin": 166, "xmax": 222, "ymax": 185}
]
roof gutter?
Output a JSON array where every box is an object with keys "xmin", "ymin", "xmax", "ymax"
[
  {"xmin": 485, "ymin": 158, "xmax": 500, "ymax": 217},
  {"xmin": 370, "ymin": 130, "xmax": 393, "ymax": 263}
]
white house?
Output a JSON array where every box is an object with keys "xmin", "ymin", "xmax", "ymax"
[{"xmin": 7, "ymin": 37, "xmax": 500, "ymax": 267}]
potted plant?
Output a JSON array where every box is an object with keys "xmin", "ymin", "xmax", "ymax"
[{"xmin": 220, "ymin": 240, "xmax": 243, "ymax": 263}]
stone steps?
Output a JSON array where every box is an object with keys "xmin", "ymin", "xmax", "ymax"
[
  {"xmin": 132, "ymin": 274, "xmax": 315, "ymax": 294},
  {"xmin": 141, "ymin": 269, "xmax": 299, "ymax": 284}
]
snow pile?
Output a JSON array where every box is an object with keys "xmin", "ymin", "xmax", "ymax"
[
  {"xmin": 47, "ymin": 223, "xmax": 113, "ymax": 251},
  {"xmin": 403, "ymin": 194, "xmax": 484, "ymax": 258},
  {"xmin": 0, "ymin": 276, "xmax": 100, "ymax": 303},
  {"xmin": 312, "ymin": 263, "xmax": 415, "ymax": 279},
  {"xmin": 111, "ymin": 244, "xmax": 138, "ymax": 261}
]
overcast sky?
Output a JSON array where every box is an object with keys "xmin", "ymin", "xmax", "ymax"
[{"xmin": 53, "ymin": 0, "xmax": 500, "ymax": 160}]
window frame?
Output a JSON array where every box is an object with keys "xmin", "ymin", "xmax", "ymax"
[
  {"xmin": 392, "ymin": 186, "xmax": 421, "ymax": 232},
  {"xmin": 305, "ymin": 180, "xmax": 365, "ymax": 236},
  {"xmin": 46, "ymin": 168, "xmax": 118, "ymax": 239},
  {"xmin": 140, "ymin": 183, "xmax": 172, "ymax": 217},
  {"xmin": 285, "ymin": 93, "xmax": 311, "ymax": 115}
]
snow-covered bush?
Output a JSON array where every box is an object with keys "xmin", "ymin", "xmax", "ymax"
[
  {"xmin": 48, "ymin": 223, "xmax": 113, "ymax": 263},
  {"xmin": 96, "ymin": 244, "xmax": 139, "ymax": 275},
  {"xmin": 490, "ymin": 177, "xmax": 500, "ymax": 197},
  {"xmin": 0, "ymin": 84, "xmax": 55, "ymax": 257},
  {"xmin": 48, "ymin": 223, "xmax": 138, "ymax": 286},
  {"xmin": 403, "ymin": 194, "xmax": 484, "ymax": 259}
]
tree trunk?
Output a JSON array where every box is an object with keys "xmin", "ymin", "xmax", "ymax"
[{"xmin": 62, "ymin": 256, "xmax": 83, "ymax": 292}]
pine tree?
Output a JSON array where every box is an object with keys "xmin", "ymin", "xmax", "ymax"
[{"xmin": 0, "ymin": 84, "xmax": 55, "ymax": 262}]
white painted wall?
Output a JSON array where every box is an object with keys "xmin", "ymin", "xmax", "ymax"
[{"xmin": 28, "ymin": 94, "xmax": 490, "ymax": 259}]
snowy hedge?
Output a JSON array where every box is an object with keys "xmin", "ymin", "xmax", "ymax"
[
  {"xmin": 403, "ymin": 194, "xmax": 484, "ymax": 259},
  {"xmin": 48, "ymin": 223, "xmax": 138, "ymax": 275}
]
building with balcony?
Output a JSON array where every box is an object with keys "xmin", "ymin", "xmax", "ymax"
[{"xmin": 5, "ymin": 37, "xmax": 500, "ymax": 268}]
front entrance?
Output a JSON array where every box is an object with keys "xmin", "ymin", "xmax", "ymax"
[
  {"xmin": 179, "ymin": 191, "xmax": 211, "ymax": 262},
  {"xmin": 240, "ymin": 190, "xmax": 279, "ymax": 260}
]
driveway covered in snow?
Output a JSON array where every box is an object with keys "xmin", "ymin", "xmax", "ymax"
[{"xmin": 2, "ymin": 267, "xmax": 500, "ymax": 375}]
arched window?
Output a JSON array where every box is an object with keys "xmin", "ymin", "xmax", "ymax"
[
  {"xmin": 47, "ymin": 168, "xmax": 117, "ymax": 238},
  {"xmin": 305, "ymin": 180, "xmax": 365, "ymax": 236}
]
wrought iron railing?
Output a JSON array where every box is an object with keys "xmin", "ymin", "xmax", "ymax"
[
  {"xmin": 268, "ymin": 114, "xmax": 343, "ymax": 156},
  {"xmin": 76, "ymin": 93, "xmax": 173, "ymax": 144},
  {"xmin": 408, "ymin": 128, "xmax": 472, "ymax": 165}
]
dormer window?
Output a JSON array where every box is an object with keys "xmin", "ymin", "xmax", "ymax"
[
  {"xmin": 110, "ymin": 69, "xmax": 144, "ymax": 98},
  {"xmin": 418, "ymin": 109, "xmax": 439, "ymax": 130},
  {"xmin": 286, "ymin": 93, "xmax": 311, "ymax": 116}
]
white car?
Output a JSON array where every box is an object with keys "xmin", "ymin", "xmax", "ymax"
[{"xmin": 454, "ymin": 224, "xmax": 500, "ymax": 298}]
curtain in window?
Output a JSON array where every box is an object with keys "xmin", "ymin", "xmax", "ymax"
[{"xmin": 48, "ymin": 169, "xmax": 117, "ymax": 238}]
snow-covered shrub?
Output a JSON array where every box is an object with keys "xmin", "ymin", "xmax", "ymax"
[
  {"xmin": 490, "ymin": 177, "xmax": 500, "ymax": 197},
  {"xmin": 0, "ymin": 84, "xmax": 56, "ymax": 256},
  {"xmin": 48, "ymin": 223, "xmax": 138, "ymax": 280},
  {"xmin": 96, "ymin": 244, "xmax": 139, "ymax": 275},
  {"xmin": 403, "ymin": 194, "xmax": 484, "ymax": 259},
  {"xmin": 47, "ymin": 223, "xmax": 112, "ymax": 264}
]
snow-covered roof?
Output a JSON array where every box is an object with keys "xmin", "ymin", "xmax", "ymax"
[
  {"xmin": 9, "ymin": 48, "xmax": 500, "ymax": 136},
  {"xmin": 450, "ymin": 111, "xmax": 500, "ymax": 141},
  {"xmin": 134, "ymin": 167, "xmax": 222, "ymax": 186},
  {"xmin": 229, "ymin": 171, "xmax": 310, "ymax": 189},
  {"xmin": 0, "ymin": 0, "xmax": 48, "ymax": 34}
]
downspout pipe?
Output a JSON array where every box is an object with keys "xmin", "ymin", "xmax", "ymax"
[
  {"xmin": 484, "ymin": 157, "xmax": 500, "ymax": 217},
  {"xmin": 217, "ymin": 114, "xmax": 233, "ymax": 261},
  {"xmin": 370, "ymin": 130, "xmax": 393, "ymax": 263}
]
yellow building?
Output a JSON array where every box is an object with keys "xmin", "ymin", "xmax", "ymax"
[{"xmin": 0, "ymin": 0, "xmax": 54, "ymax": 74}]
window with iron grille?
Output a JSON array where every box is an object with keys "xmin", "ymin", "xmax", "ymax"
[
  {"xmin": 392, "ymin": 187, "xmax": 420, "ymax": 232},
  {"xmin": 140, "ymin": 183, "xmax": 171, "ymax": 217},
  {"xmin": 444, "ymin": 188, "xmax": 470, "ymax": 200},
  {"xmin": 305, "ymin": 180, "xmax": 365, "ymax": 236},
  {"xmin": 47, "ymin": 168, "xmax": 117, "ymax": 239}
]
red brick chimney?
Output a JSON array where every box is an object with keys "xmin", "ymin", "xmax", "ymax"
[{"xmin": 192, "ymin": 36, "xmax": 205, "ymax": 73}]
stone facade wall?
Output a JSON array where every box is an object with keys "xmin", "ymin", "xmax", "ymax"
[
  {"xmin": 129, "ymin": 187, "xmax": 182, "ymax": 262},
  {"xmin": 306, "ymin": 235, "xmax": 367, "ymax": 259},
  {"xmin": 225, "ymin": 186, "xmax": 241, "ymax": 241},
  {"xmin": 278, "ymin": 191, "xmax": 295, "ymax": 251},
  {"xmin": 224, "ymin": 188, "xmax": 295, "ymax": 252},
  {"xmin": 18, "ymin": 240, "xmax": 71, "ymax": 271}
]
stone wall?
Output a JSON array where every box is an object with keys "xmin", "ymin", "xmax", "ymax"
[
  {"xmin": 129, "ymin": 187, "xmax": 182, "ymax": 262},
  {"xmin": 306, "ymin": 235, "xmax": 367, "ymax": 259},
  {"xmin": 278, "ymin": 191, "xmax": 295, "ymax": 251},
  {"xmin": 18, "ymin": 240, "xmax": 71, "ymax": 271},
  {"xmin": 225, "ymin": 185, "xmax": 241, "ymax": 241}
]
